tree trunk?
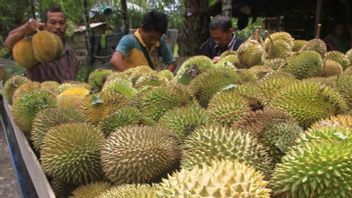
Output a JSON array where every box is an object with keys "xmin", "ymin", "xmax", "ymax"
[
  {"xmin": 179, "ymin": 0, "xmax": 210, "ymax": 56},
  {"xmin": 121, "ymin": 0, "xmax": 129, "ymax": 34},
  {"xmin": 82, "ymin": 0, "xmax": 94, "ymax": 66}
]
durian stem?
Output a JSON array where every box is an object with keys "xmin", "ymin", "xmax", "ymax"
[
  {"xmin": 35, "ymin": 27, "xmax": 40, "ymax": 32},
  {"xmin": 265, "ymin": 30, "xmax": 274, "ymax": 47},
  {"xmin": 315, "ymin": 24, "xmax": 321, "ymax": 39},
  {"xmin": 255, "ymin": 29, "xmax": 260, "ymax": 42}
]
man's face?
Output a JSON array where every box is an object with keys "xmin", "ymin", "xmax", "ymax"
[
  {"xmin": 44, "ymin": 12, "xmax": 67, "ymax": 39},
  {"xmin": 140, "ymin": 29, "xmax": 162, "ymax": 48},
  {"xmin": 210, "ymin": 29, "xmax": 233, "ymax": 48}
]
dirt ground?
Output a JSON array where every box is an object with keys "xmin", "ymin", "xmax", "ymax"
[{"xmin": 0, "ymin": 124, "xmax": 21, "ymax": 198}]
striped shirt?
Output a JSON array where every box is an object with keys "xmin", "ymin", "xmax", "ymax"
[
  {"xmin": 26, "ymin": 47, "xmax": 79, "ymax": 83},
  {"xmin": 200, "ymin": 34, "xmax": 243, "ymax": 58}
]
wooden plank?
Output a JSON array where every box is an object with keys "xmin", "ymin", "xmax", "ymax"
[
  {"xmin": 2, "ymin": 95, "xmax": 55, "ymax": 198},
  {"xmin": 315, "ymin": 0, "xmax": 323, "ymax": 37}
]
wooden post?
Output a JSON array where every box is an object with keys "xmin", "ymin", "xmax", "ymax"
[
  {"xmin": 121, "ymin": 0, "xmax": 129, "ymax": 34},
  {"xmin": 82, "ymin": 0, "xmax": 93, "ymax": 66},
  {"xmin": 222, "ymin": 0, "xmax": 232, "ymax": 17},
  {"xmin": 314, "ymin": 0, "xmax": 323, "ymax": 37}
]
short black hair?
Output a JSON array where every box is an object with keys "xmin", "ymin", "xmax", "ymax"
[
  {"xmin": 141, "ymin": 10, "xmax": 168, "ymax": 34},
  {"xmin": 209, "ymin": 15, "xmax": 232, "ymax": 32},
  {"xmin": 43, "ymin": 4, "xmax": 65, "ymax": 23}
]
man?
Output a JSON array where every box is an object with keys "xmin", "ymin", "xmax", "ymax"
[
  {"xmin": 324, "ymin": 22, "xmax": 351, "ymax": 53},
  {"xmin": 200, "ymin": 15, "xmax": 242, "ymax": 62},
  {"xmin": 110, "ymin": 10, "xmax": 176, "ymax": 72},
  {"xmin": 4, "ymin": 5, "xmax": 78, "ymax": 83}
]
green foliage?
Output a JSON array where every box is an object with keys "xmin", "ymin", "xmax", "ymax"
[{"xmin": 233, "ymin": 17, "xmax": 265, "ymax": 40}]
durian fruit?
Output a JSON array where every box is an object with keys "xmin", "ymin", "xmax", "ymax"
[
  {"xmin": 99, "ymin": 106, "xmax": 141, "ymax": 137},
  {"xmin": 137, "ymin": 84, "xmax": 193, "ymax": 121},
  {"xmin": 248, "ymin": 65, "xmax": 274, "ymax": 79},
  {"xmin": 346, "ymin": 48, "xmax": 352, "ymax": 64},
  {"xmin": 181, "ymin": 126, "xmax": 272, "ymax": 176},
  {"xmin": 300, "ymin": 38, "xmax": 327, "ymax": 57},
  {"xmin": 31, "ymin": 108, "xmax": 86, "ymax": 151},
  {"xmin": 157, "ymin": 69, "xmax": 174, "ymax": 81},
  {"xmin": 158, "ymin": 159, "xmax": 271, "ymax": 198},
  {"xmin": 207, "ymin": 90, "xmax": 251, "ymax": 126},
  {"xmin": 158, "ymin": 104, "xmax": 211, "ymax": 139},
  {"xmin": 271, "ymin": 139, "xmax": 352, "ymax": 198},
  {"xmin": 97, "ymin": 184, "xmax": 156, "ymax": 198},
  {"xmin": 88, "ymin": 69, "xmax": 113, "ymax": 91},
  {"xmin": 265, "ymin": 39, "xmax": 292, "ymax": 59},
  {"xmin": 292, "ymin": 39, "xmax": 308, "ymax": 52},
  {"xmin": 336, "ymin": 73, "xmax": 352, "ymax": 108},
  {"xmin": 32, "ymin": 31, "xmax": 63, "ymax": 63},
  {"xmin": 305, "ymin": 76, "xmax": 337, "ymax": 88},
  {"xmin": 220, "ymin": 50, "xmax": 237, "ymax": 57},
  {"xmin": 58, "ymin": 87, "xmax": 90, "ymax": 97},
  {"xmin": 264, "ymin": 32, "xmax": 294, "ymax": 49},
  {"xmin": 296, "ymin": 126, "xmax": 352, "ymax": 146},
  {"xmin": 56, "ymin": 82, "xmax": 91, "ymax": 94},
  {"xmin": 100, "ymin": 126, "xmax": 181, "ymax": 185},
  {"xmin": 283, "ymin": 50, "xmax": 323, "ymax": 79},
  {"xmin": 3, "ymin": 75, "xmax": 30, "ymax": 104},
  {"xmin": 237, "ymin": 39, "xmax": 264, "ymax": 68},
  {"xmin": 12, "ymin": 81, "xmax": 41, "ymax": 103},
  {"xmin": 190, "ymin": 67, "xmax": 242, "ymax": 108},
  {"xmin": 135, "ymin": 72, "xmax": 167, "ymax": 89},
  {"xmin": 101, "ymin": 79, "xmax": 136, "ymax": 98},
  {"xmin": 257, "ymin": 74, "xmax": 297, "ymax": 105},
  {"xmin": 325, "ymin": 51, "xmax": 350, "ymax": 70},
  {"xmin": 41, "ymin": 81, "xmax": 60, "ymax": 93},
  {"xmin": 310, "ymin": 114, "xmax": 352, "ymax": 130},
  {"xmin": 270, "ymin": 81, "xmax": 348, "ymax": 128},
  {"xmin": 215, "ymin": 54, "xmax": 238, "ymax": 68},
  {"xmin": 104, "ymin": 72, "xmax": 130, "ymax": 85},
  {"xmin": 41, "ymin": 123, "xmax": 104, "ymax": 185},
  {"xmin": 12, "ymin": 37, "xmax": 39, "ymax": 68},
  {"xmin": 123, "ymin": 65, "xmax": 153, "ymax": 84},
  {"xmin": 344, "ymin": 66, "xmax": 352, "ymax": 74},
  {"xmin": 69, "ymin": 182, "xmax": 111, "ymax": 198},
  {"xmin": 12, "ymin": 89, "xmax": 57, "ymax": 132},
  {"xmin": 321, "ymin": 60, "xmax": 343, "ymax": 77},
  {"xmin": 57, "ymin": 95, "xmax": 86, "ymax": 109},
  {"xmin": 79, "ymin": 91, "xmax": 128, "ymax": 123},
  {"xmin": 175, "ymin": 55, "xmax": 214, "ymax": 85},
  {"xmin": 263, "ymin": 58, "xmax": 287, "ymax": 70}
]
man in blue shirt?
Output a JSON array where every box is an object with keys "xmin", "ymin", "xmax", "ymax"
[
  {"xmin": 110, "ymin": 10, "xmax": 176, "ymax": 72},
  {"xmin": 200, "ymin": 15, "xmax": 242, "ymax": 62}
]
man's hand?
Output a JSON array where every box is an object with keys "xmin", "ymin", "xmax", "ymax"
[
  {"xmin": 24, "ymin": 18, "xmax": 43, "ymax": 35},
  {"xmin": 212, "ymin": 56, "xmax": 221, "ymax": 64}
]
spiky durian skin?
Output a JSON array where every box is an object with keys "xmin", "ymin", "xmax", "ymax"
[
  {"xmin": 207, "ymin": 90, "xmax": 251, "ymax": 126},
  {"xmin": 99, "ymin": 107, "xmax": 141, "ymax": 137},
  {"xmin": 237, "ymin": 40, "xmax": 264, "ymax": 68},
  {"xmin": 300, "ymin": 39, "xmax": 327, "ymax": 57},
  {"xmin": 264, "ymin": 32, "xmax": 294, "ymax": 48},
  {"xmin": 12, "ymin": 81, "xmax": 41, "ymax": 103},
  {"xmin": 346, "ymin": 48, "xmax": 352, "ymax": 63},
  {"xmin": 283, "ymin": 50, "xmax": 323, "ymax": 79},
  {"xmin": 57, "ymin": 95, "xmax": 85, "ymax": 109},
  {"xmin": 31, "ymin": 108, "xmax": 86, "ymax": 151},
  {"xmin": 124, "ymin": 65, "xmax": 154, "ymax": 84},
  {"xmin": 321, "ymin": 60, "xmax": 343, "ymax": 77},
  {"xmin": 215, "ymin": 54, "xmax": 238, "ymax": 68},
  {"xmin": 3, "ymin": 75, "xmax": 30, "ymax": 104},
  {"xmin": 181, "ymin": 126, "xmax": 272, "ymax": 176},
  {"xmin": 325, "ymin": 51, "xmax": 350, "ymax": 70},
  {"xmin": 292, "ymin": 40, "xmax": 308, "ymax": 52},
  {"xmin": 12, "ymin": 89, "xmax": 57, "ymax": 132},
  {"xmin": 271, "ymin": 140, "xmax": 352, "ymax": 198},
  {"xmin": 248, "ymin": 65, "xmax": 274, "ymax": 79},
  {"xmin": 70, "ymin": 182, "xmax": 111, "ymax": 198},
  {"xmin": 310, "ymin": 115, "xmax": 352, "ymax": 130},
  {"xmin": 135, "ymin": 72, "xmax": 166, "ymax": 88},
  {"xmin": 190, "ymin": 68, "xmax": 242, "ymax": 108},
  {"xmin": 157, "ymin": 69, "xmax": 174, "ymax": 81},
  {"xmin": 263, "ymin": 58, "xmax": 287, "ymax": 70},
  {"xmin": 257, "ymin": 75, "xmax": 297, "ymax": 105},
  {"xmin": 158, "ymin": 104, "xmax": 211, "ymax": 139},
  {"xmin": 138, "ymin": 85, "xmax": 192, "ymax": 121},
  {"xmin": 41, "ymin": 81, "xmax": 60, "ymax": 93},
  {"xmin": 101, "ymin": 78, "xmax": 136, "ymax": 98},
  {"xmin": 158, "ymin": 159, "xmax": 271, "ymax": 198},
  {"xmin": 175, "ymin": 55, "xmax": 214, "ymax": 85},
  {"xmin": 88, "ymin": 69, "xmax": 113, "ymax": 91},
  {"xmin": 336, "ymin": 73, "xmax": 352, "ymax": 108},
  {"xmin": 41, "ymin": 123, "xmax": 104, "ymax": 185},
  {"xmin": 220, "ymin": 50, "xmax": 237, "ymax": 57},
  {"xmin": 97, "ymin": 184, "xmax": 156, "ymax": 198},
  {"xmin": 296, "ymin": 126, "xmax": 352, "ymax": 146},
  {"xmin": 270, "ymin": 81, "xmax": 348, "ymax": 128},
  {"xmin": 79, "ymin": 92, "xmax": 128, "ymax": 123},
  {"xmin": 100, "ymin": 126, "xmax": 181, "ymax": 185},
  {"xmin": 265, "ymin": 39, "xmax": 292, "ymax": 59}
]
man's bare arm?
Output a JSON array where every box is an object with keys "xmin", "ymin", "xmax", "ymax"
[
  {"xmin": 167, "ymin": 62, "xmax": 176, "ymax": 73},
  {"xmin": 110, "ymin": 51, "xmax": 128, "ymax": 72}
]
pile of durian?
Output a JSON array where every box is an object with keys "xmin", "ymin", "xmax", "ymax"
[{"xmin": 3, "ymin": 31, "xmax": 352, "ymax": 198}]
